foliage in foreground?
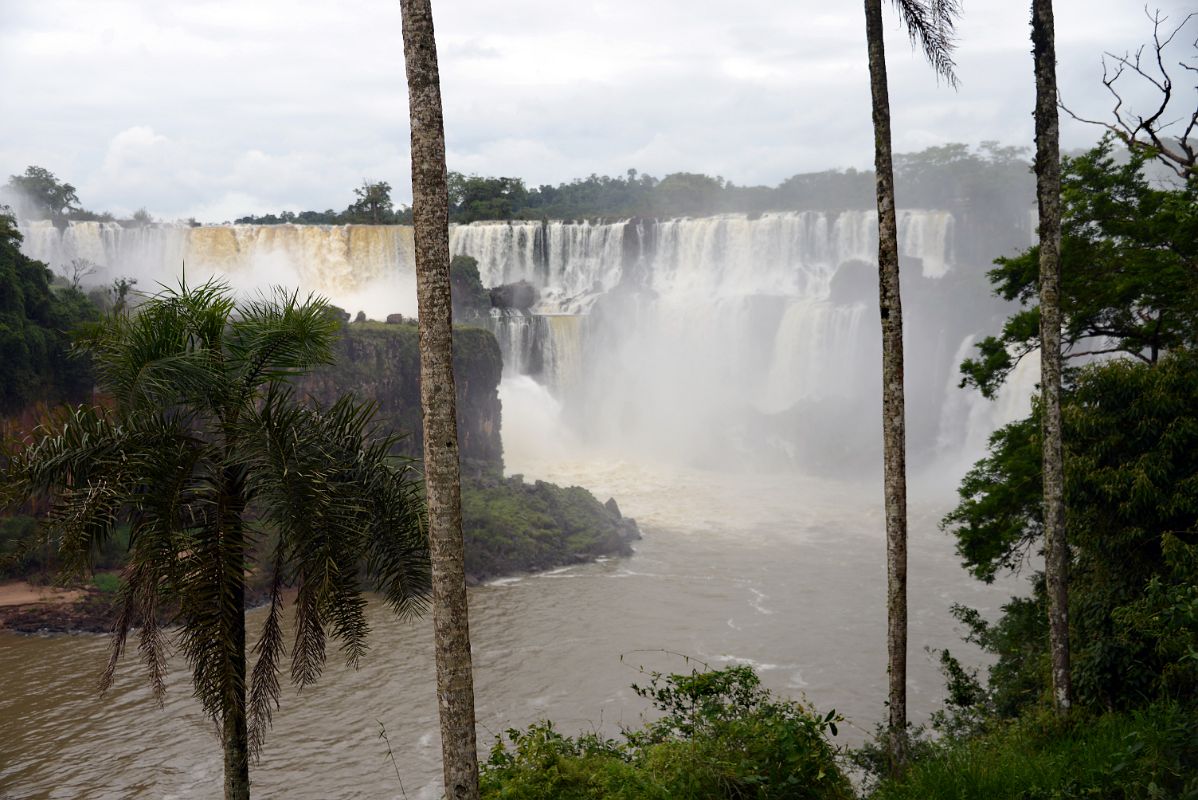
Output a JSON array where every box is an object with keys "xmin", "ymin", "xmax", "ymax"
[
  {"xmin": 944, "ymin": 348, "xmax": 1198, "ymax": 715},
  {"xmin": 479, "ymin": 665, "xmax": 852, "ymax": 800},
  {"xmin": 869, "ymin": 702, "xmax": 1198, "ymax": 800},
  {"xmin": 1, "ymin": 281, "xmax": 431, "ymax": 784}
]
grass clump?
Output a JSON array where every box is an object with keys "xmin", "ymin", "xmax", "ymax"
[{"xmin": 480, "ymin": 665, "xmax": 853, "ymax": 800}]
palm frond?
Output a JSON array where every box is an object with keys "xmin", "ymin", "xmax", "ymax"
[
  {"xmin": 229, "ymin": 288, "xmax": 339, "ymax": 392},
  {"xmin": 6, "ymin": 279, "xmax": 430, "ymax": 765},
  {"xmin": 893, "ymin": 0, "xmax": 961, "ymax": 87},
  {"xmin": 247, "ymin": 544, "xmax": 287, "ymax": 758}
]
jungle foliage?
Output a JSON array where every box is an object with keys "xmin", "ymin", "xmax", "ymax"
[
  {"xmin": 867, "ymin": 139, "xmax": 1198, "ymax": 799},
  {"xmin": 0, "ymin": 210, "xmax": 97, "ymax": 414},
  {"xmin": 480, "ymin": 665, "xmax": 853, "ymax": 800},
  {"xmin": 229, "ymin": 143, "xmax": 1032, "ymax": 227},
  {"xmin": 960, "ymin": 137, "xmax": 1198, "ymax": 397}
]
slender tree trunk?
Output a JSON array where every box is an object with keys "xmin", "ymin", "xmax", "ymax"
[
  {"xmin": 222, "ymin": 571, "xmax": 249, "ymax": 800},
  {"xmin": 1031, "ymin": 0, "xmax": 1071, "ymax": 717},
  {"xmin": 399, "ymin": 1, "xmax": 481, "ymax": 797},
  {"xmin": 864, "ymin": 0, "xmax": 909, "ymax": 773},
  {"xmin": 221, "ymin": 484, "xmax": 250, "ymax": 800}
]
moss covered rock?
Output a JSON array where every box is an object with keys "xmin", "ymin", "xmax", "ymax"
[{"xmin": 462, "ymin": 474, "xmax": 639, "ymax": 583}]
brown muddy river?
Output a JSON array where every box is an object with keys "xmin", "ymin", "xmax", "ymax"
[{"xmin": 0, "ymin": 455, "xmax": 1013, "ymax": 799}]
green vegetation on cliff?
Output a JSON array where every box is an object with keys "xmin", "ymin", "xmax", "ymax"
[
  {"xmin": 448, "ymin": 143, "xmax": 1030, "ymax": 223},
  {"xmin": 223, "ymin": 143, "xmax": 1031, "ymax": 229},
  {"xmin": 462, "ymin": 475, "xmax": 637, "ymax": 582},
  {"xmin": 301, "ymin": 320, "xmax": 504, "ymax": 474},
  {"xmin": 0, "ymin": 211, "xmax": 96, "ymax": 413}
]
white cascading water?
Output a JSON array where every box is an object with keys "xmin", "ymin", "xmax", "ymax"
[
  {"xmin": 17, "ymin": 219, "xmax": 419, "ymax": 320},
  {"xmin": 935, "ymin": 335, "xmax": 1040, "ymax": 473},
  {"xmin": 452, "ymin": 210, "xmax": 966, "ymax": 468},
  {"xmin": 18, "ymin": 208, "xmax": 1016, "ymax": 470}
]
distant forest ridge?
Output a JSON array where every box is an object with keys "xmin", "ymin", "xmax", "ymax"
[
  {"xmin": 4, "ymin": 143, "xmax": 1035, "ymax": 229},
  {"xmin": 232, "ymin": 142, "xmax": 1034, "ymax": 226}
]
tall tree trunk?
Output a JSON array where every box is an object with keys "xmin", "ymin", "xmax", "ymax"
[
  {"xmin": 221, "ymin": 485, "xmax": 250, "ymax": 800},
  {"xmin": 399, "ymin": 1, "xmax": 481, "ymax": 798},
  {"xmin": 864, "ymin": 0, "xmax": 909, "ymax": 773},
  {"xmin": 222, "ymin": 569, "xmax": 249, "ymax": 800},
  {"xmin": 1031, "ymin": 0, "xmax": 1072, "ymax": 717}
]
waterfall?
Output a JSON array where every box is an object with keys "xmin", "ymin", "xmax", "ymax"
[
  {"xmin": 543, "ymin": 314, "xmax": 584, "ymax": 395},
  {"xmin": 16, "ymin": 208, "xmax": 1018, "ymax": 469},
  {"xmin": 17, "ymin": 220, "xmax": 418, "ymax": 319},
  {"xmin": 488, "ymin": 309, "xmax": 544, "ymax": 378},
  {"xmin": 936, "ymin": 335, "xmax": 1039, "ymax": 469},
  {"xmin": 760, "ymin": 302, "xmax": 869, "ymax": 414}
]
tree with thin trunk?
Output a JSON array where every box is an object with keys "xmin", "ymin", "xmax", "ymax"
[
  {"xmin": 1031, "ymin": 0, "xmax": 1072, "ymax": 717},
  {"xmin": 861, "ymin": 0, "xmax": 959, "ymax": 773},
  {"xmin": 398, "ymin": 1, "xmax": 482, "ymax": 798},
  {"xmin": 1, "ymin": 281, "xmax": 430, "ymax": 800}
]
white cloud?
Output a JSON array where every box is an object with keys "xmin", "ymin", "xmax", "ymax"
[{"xmin": 1, "ymin": 0, "xmax": 1194, "ymax": 220}]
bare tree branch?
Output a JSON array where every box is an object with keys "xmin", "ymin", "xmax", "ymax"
[
  {"xmin": 1060, "ymin": 8, "xmax": 1198, "ymax": 178},
  {"xmin": 59, "ymin": 258, "xmax": 97, "ymax": 290}
]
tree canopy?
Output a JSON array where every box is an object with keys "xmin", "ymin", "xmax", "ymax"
[
  {"xmin": 5, "ymin": 166, "xmax": 80, "ymax": 222},
  {"xmin": 0, "ymin": 210, "xmax": 96, "ymax": 414},
  {"xmin": 960, "ymin": 137, "xmax": 1198, "ymax": 398},
  {"xmin": 229, "ymin": 144, "xmax": 1033, "ymax": 227},
  {"xmin": 943, "ymin": 140, "xmax": 1198, "ymax": 717}
]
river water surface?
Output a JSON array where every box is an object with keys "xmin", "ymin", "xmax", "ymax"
[{"xmin": 0, "ymin": 386, "xmax": 1015, "ymax": 799}]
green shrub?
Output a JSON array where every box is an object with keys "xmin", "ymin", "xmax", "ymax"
[
  {"xmin": 871, "ymin": 703, "xmax": 1198, "ymax": 800},
  {"xmin": 461, "ymin": 476, "xmax": 635, "ymax": 581},
  {"xmin": 480, "ymin": 665, "xmax": 853, "ymax": 799}
]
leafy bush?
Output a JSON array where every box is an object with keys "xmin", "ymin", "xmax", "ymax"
[
  {"xmin": 944, "ymin": 349, "xmax": 1198, "ymax": 713},
  {"xmin": 870, "ymin": 703, "xmax": 1198, "ymax": 800},
  {"xmin": 480, "ymin": 665, "xmax": 853, "ymax": 799}
]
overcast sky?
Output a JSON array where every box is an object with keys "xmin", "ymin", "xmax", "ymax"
[{"xmin": 2, "ymin": 0, "xmax": 1194, "ymax": 221}]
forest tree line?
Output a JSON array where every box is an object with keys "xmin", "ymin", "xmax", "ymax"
[
  {"xmin": 8, "ymin": 142, "xmax": 1035, "ymax": 229},
  {"xmin": 232, "ymin": 142, "xmax": 1031, "ymax": 225}
]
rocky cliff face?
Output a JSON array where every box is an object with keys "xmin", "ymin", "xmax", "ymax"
[
  {"xmin": 300, "ymin": 321, "xmax": 504, "ymax": 475},
  {"xmin": 298, "ymin": 319, "xmax": 639, "ymax": 584}
]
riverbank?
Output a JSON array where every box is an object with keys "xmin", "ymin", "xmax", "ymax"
[
  {"xmin": 0, "ymin": 580, "xmax": 114, "ymax": 634},
  {"xmin": 0, "ymin": 476, "xmax": 641, "ymax": 635}
]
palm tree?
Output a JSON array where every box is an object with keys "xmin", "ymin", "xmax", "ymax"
[
  {"xmin": 2, "ymin": 281, "xmax": 430, "ymax": 800},
  {"xmin": 861, "ymin": 0, "xmax": 959, "ymax": 772},
  {"xmin": 398, "ymin": 1, "xmax": 482, "ymax": 798},
  {"xmin": 1031, "ymin": 0, "xmax": 1071, "ymax": 717}
]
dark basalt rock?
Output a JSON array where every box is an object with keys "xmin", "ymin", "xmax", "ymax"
[{"xmin": 490, "ymin": 280, "xmax": 539, "ymax": 311}]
